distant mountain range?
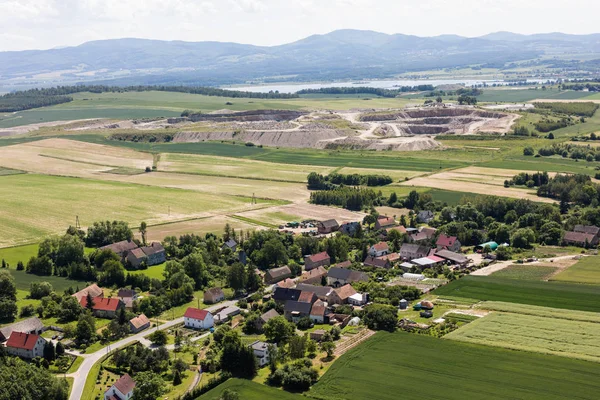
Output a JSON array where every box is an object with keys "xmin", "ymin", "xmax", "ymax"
[{"xmin": 1, "ymin": 30, "xmax": 599, "ymax": 88}]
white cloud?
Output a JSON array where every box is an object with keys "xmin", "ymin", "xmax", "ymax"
[{"xmin": 229, "ymin": 0, "xmax": 266, "ymax": 13}]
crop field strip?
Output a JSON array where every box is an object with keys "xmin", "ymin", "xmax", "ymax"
[
  {"xmin": 490, "ymin": 265, "xmax": 560, "ymax": 280},
  {"xmin": 551, "ymin": 256, "xmax": 600, "ymax": 284},
  {"xmin": 198, "ymin": 378, "xmax": 301, "ymax": 400},
  {"xmin": 310, "ymin": 331, "xmax": 600, "ymax": 400},
  {"xmin": 476, "ymin": 301, "xmax": 600, "ymax": 323},
  {"xmin": 434, "ymin": 275, "xmax": 600, "ymax": 313},
  {"xmin": 444, "ymin": 312, "xmax": 600, "ymax": 362}
]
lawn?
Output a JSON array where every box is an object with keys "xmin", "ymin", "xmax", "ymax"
[
  {"xmin": 199, "ymin": 378, "xmax": 301, "ymax": 400},
  {"xmin": 434, "ymin": 275, "xmax": 600, "ymax": 312},
  {"xmin": 551, "ymin": 256, "xmax": 600, "ymax": 284},
  {"xmin": 0, "ymin": 173, "xmax": 277, "ymax": 247},
  {"xmin": 476, "ymin": 301, "xmax": 600, "ymax": 323},
  {"xmin": 10, "ymin": 270, "xmax": 87, "ymax": 292},
  {"xmin": 0, "ymin": 244, "xmax": 38, "ymax": 266},
  {"xmin": 490, "ymin": 265, "xmax": 560, "ymax": 280},
  {"xmin": 445, "ymin": 312, "xmax": 600, "ymax": 362},
  {"xmin": 310, "ymin": 331, "xmax": 600, "ymax": 400},
  {"xmin": 129, "ymin": 263, "xmax": 166, "ymax": 280}
]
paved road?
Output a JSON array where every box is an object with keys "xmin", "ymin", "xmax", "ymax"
[{"xmin": 68, "ymin": 300, "xmax": 236, "ymax": 400}]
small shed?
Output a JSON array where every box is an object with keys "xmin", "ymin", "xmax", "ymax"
[{"xmin": 399, "ymin": 299, "xmax": 408, "ymax": 310}]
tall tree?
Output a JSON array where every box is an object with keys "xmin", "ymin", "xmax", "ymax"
[{"xmin": 139, "ymin": 222, "xmax": 148, "ymax": 246}]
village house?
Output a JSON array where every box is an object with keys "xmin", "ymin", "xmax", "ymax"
[
  {"xmin": 184, "ymin": 308, "xmax": 214, "ymax": 330},
  {"xmin": 563, "ymin": 231, "xmax": 599, "ymax": 247},
  {"xmin": 5, "ymin": 332, "xmax": 47, "ymax": 359},
  {"xmin": 400, "ymin": 243, "xmax": 431, "ymax": 261},
  {"xmin": 264, "ymin": 266, "xmax": 292, "ymax": 284},
  {"xmin": 309, "ymin": 299, "xmax": 327, "ymax": 324},
  {"xmin": 436, "ymin": 234, "xmax": 461, "ymax": 252},
  {"xmin": 299, "ymin": 266, "xmax": 327, "ymax": 285},
  {"xmin": 256, "ymin": 309, "xmax": 280, "ymax": 331},
  {"xmin": 125, "ymin": 242, "xmax": 166, "ymax": 268},
  {"xmin": 417, "ymin": 210, "xmax": 435, "ymax": 223},
  {"xmin": 574, "ymin": 224, "xmax": 600, "ymax": 238},
  {"xmin": 294, "ymin": 283, "xmax": 333, "ymax": 301},
  {"xmin": 221, "ymin": 239, "xmax": 237, "ymax": 252},
  {"xmin": 284, "ymin": 300, "xmax": 313, "ymax": 321},
  {"xmin": 375, "ymin": 215, "xmax": 396, "ymax": 230},
  {"xmin": 385, "ymin": 226, "xmax": 407, "ymax": 237},
  {"xmin": 369, "ymin": 242, "xmax": 390, "ymax": 257},
  {"xmin": 410, "ymin": 227, "xmax": 437, "ymax": 243},
  {"xmin": 435, "ymin": 249, "xmax": 469, "ymax": 267},
  {"xmin": 250, "ymin": 341, "xmax": 276, "ymax": 367},
  {"xmin": 276, "ymin": 278, "xmax": 296, "ymax": 289},
  {"xmin": 117, "ymin": 288, "xmax": 137, "ymax": 309},
  {"xmin": 72, "ymin": 283, "xmax": 104, "ymax": 302},
  {"xmin": 304, "ymin": 251, "xmax": 331, "ymax": 271},
  {"xmin": 339, "ymin": 221, "xmax": 360, "ymax": 236},
  {"xmin": 334, "ymin": 260, "xmax": 352, "ymax": 269},
  {"xmin": 363, "ymin": 256, "xmax": 391, "ymax": 269},
  {"xmin": 318, "ymin": 219, "xmax": 340, "ymax": 234},
  {"xmin": 327, "ymin": 284, "xmax": 358, "ymax": 305},
  {"xmin": 298, "ymin": 291, "xmax": 318, "ymax": 304},
  {"xmin": 327, "ymin": 267, "xmax": 369, "ymax": 287},
  {"xmin": 104, "ymin": 373, "xmax": 136, "ymax": 400},
  {"xmin": 79, "ymin": 297, "xmax": 124, "ymax": 319},
  {"xmin": 273, "ymin": 287, "xmax": 302, "ymax": 304},
  {"xmin": 100, "ymin": 240, "xmax": 138, "ymax": 258},
  {"xmin": 0, "ymin": 317, "xmax": 43, "ymax": 342},
  {"xmin": 129, "ymin": 314, "xmax": 150, "ymax": 333},
  {"xmin": 203, "ymin": 287, "xmax": 225, "ymax": 304}
]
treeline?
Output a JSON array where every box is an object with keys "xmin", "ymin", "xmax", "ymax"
[
  {"xmin": 310, "ymin": 187, "xmax": 380, "ymax": 211},
  {"xmin": 296, "ymin": 85, "xmax": 434, "ymax": 98},
  {"xmin": 537, "ymin": 174, "xmax": 600, "ymax": 205},
  {"xmin": 504, "ymin": 172, "xmax": 550, "ymax": 188},
  {"xmin": 109, "ymin": 132, "xmax": 175, "ymax": 143},
  {"xmin": 533, "ymin": 102, "xmax": 599, "ymax": 117},
  {"xmin": 534, "ymin": 142, "xmax": 600, "ymax": 161},
  {"xmin": 0, "ymin": 84, "xmax": 300, "ymax": 112},
  {"xmin": 561, "ymin": 83, "xmax": 600, "ymax": 92},
  {"xmin": 534, "ymin": 118, "xmax": 570, "ymax": 133},
  {"xmin": 307, "ymin": 172, "xmax": 392, "ymax": 190},
  {"xmin": 425, "ymin": 88, "xmax": 483, "ymax": 98}
]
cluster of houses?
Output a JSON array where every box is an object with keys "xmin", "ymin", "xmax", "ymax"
[
  {"xmin": 563, "ymin": 225, "xmax": 600, "ymax": 247},
  {"xmin": 100, "ymin": 240, "xmax": 166, "ymax": 268}
]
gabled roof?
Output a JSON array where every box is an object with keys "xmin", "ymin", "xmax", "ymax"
[
  {"xmin": 266, "ymin": 266, "xmax": 292, "ymax": 279},
  {"xmin": 118, "ymin": 289, "xmax": 136, "ymax": 298},
  {"xmin": 100, "ymin": 240, "xmax": 137, "ymax": 255},
  {"xmin": 301, "ymin": 266, "xmax": 327, "ymax": 281},
  {"xmin": 295, "ymin": 283, "xmax": 333, "ymax": 298},
  {"xmin": 260, "ymin": 309, "xmax": 280, "ymax": 323},
  {"xmin": 401, "ymin": 243, "xmax": 431, "ymax": 255},
  {"xmin": 205, "ymin": 287, "xmax": 225, "ymax": 297},
  {"xmin": 574, "ymin": 225, "xmax": 600, "ymax": 235},
  {"xmin": 436, "ymin": 234, "xmax": 458, "ymax": 247},
  {"xmin": 319, "ymin": 219, "xmax": 339, "ymax": 229},
  {"xmin": 129, "ymin": 314, "xmax": 150, "ymax": 330},
  {"xmin": 284, "ymin": 300, "xmax": 312, "ymax": 314},
  {"xmin": 141, "ymin": 242, "xmax": 165, "ymax": 256},
  {"xmin": 564, "ymin": 231, "xmax": 596, "ymax": 244},
  {"xmin": 6, "ymin": 331, "xmax": 42, "ymax": 350},
  {"xmin": 306, "ymin": 251, "xmax": 330, "ymax": 263},
  {"xmin": 223, "ymin": 239, "xmax": 237, "ymax": 248},
  {"xmin": 276, "ymin": 278, "xmax": 296, "ymax": 289},
  {"xmin": 327, "ymin": 267, "xmax": 369, "ymax": 282},
  {"xmin": 0, "ymin": 317, "xmax": 43, "ymax": 341},
  {"xmin": 113, "ymin": 374, "xmax": 136, "ymax": 395},
  {"xmin": 298, "ymin": 291, "xmax": 317, "ymax": 303},
  {"xmin": 273, "ymin": 287, "xmax": 302, "ymax": 302},
  {"xmin": 184, "ymin": 307, "xmax": 211, "ymax": 321},
  {"xmin": 379, "ymin": 253, "xmax": 400, "ymax": 262},
  {"xmin": 376, "ymin": 216, "xmax": 396, "ymax": 228},
  {"xmin": 72, "ymin": 284, "xmax": 104, "ymax": 302},
  {"xmin": 372, "ymin": 242, "xmax": 389, "ymax": 252},
  {"xmin": 363, "ymin": 256, "xmax": 390, "ymax": 268},
  {"xmin": 386, "ymin": 226, "xmax": 407, "ymax": 234},
  {"xmin": 310, "ymin": 300, "xmax": 327, "ymax": 317},
  {"xmin": 334, "ymin": 260, "xmax": 352, "ymax": 269},
  {"xmin": 250, "ymin": 340, "xmax": 270, "ymax": 352},
  {"xmin": 80, "ymin": 296, "xmax": 122, "ymax": 312},
  {"xmin": 435, "ymin": 249, "xmax": 468, "ymax": 264},
  {"xmin": 332, "ymin": 284, "xmax": 357, "ymax": 301},
  {"xmin": 427, "ymin": 255, "xmax": 445, "ymax": 263}
]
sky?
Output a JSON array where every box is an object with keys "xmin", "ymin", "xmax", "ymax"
[{"xmin": 0, "ymin": 0, "xmax": 598, "ymax": 51}]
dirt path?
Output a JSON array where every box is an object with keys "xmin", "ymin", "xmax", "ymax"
[{"xmin": 333, "ymin": 329, "xmax": 376, "ymax": 357}]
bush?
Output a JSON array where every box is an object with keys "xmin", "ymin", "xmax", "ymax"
[
  {"xmin": 523, "ymin": 146, "xmax": 535, "ymax": 156},
  {"xmin": 296, "ymin": 317, "xmax": 313, "ymax": 330}
]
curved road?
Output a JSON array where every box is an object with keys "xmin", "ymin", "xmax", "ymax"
[{"xmin": 68, "ymin": 300, "xmax": 237, "ymax": 400}]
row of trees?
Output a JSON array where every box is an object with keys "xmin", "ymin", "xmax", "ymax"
[
  {"xmin": 296, "ymin": 85, "xmax": 435, "ymax": 98},
  {"xmin": 307, "ymin": 172, "xmax": 392, "ymax": 190}
]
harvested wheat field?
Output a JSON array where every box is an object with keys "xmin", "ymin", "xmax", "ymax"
[
  {"xmin": 401, "ymin": 167, "xmax": 556, "ymax": 203},
  {"xmin": 234, "ymin": 203, "xmax": 366, "ymax": 227}
]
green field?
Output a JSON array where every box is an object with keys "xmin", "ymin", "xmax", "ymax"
[
  {"xmin": 0, "ymin": 244, "xmax": 38, "ymax": 266},
  {"xmin": 310, "ymin": 331, "xmax": 600, "ymax": 400},
  {"xmin": 0, "ymin": 173, "xmax": 275, "ymax": 247},
  {"xmin": 434, "ymin": 276, "xmax": 600, "ymax": 312},
  {"xmin": 445, "ymin": 312, "xmax": 600, "ymax": 362},
  {"xmin": 9, "ymin": 269, "xmax": 87, "ymax": 292},
  {"xmin": 477, "ymin": 301, "xmax": 600, "ymax": 323},
  {"xmin": 551, "ymin": 256, "xmax": 600, "ymax": 284},
  {"xmin": 199, "ymin": 378, "xmax": 301, "ymax": 400},
  {"xmin": 490, "ymin": 265, "xmax": 560, "ymax": 280}
]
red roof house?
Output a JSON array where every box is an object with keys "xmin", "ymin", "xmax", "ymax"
[
  {"xmin": 305, "ymin": 251, "xmax": 331, "ymax": 270},
  {"xmin": 79, "ymin": 297, "xmax": 124, "ymax": 318},
  {"xmin": 436, "ymin": 234, "xmax": 461, "ymax": 252},
  {"xmin": 5, "ymin": 332, "xmax": 46, "ymax": 358},
  {"xmin": 184, "ymin": 307, "xmax": 214, "ymax": 329}
]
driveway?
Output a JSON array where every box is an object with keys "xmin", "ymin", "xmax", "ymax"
[{"xmin": 68, "ymin": 300, "xmax": 236, "ymax": 400}]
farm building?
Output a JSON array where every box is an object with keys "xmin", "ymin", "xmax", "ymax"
[
  {"xmin": 375, "ymin": 215, "xmax": 396, "ymax": 230},
  {"xmin": 435, "ymin": 249, "xmax": 469, "ymax": 266},
  {"xmin": 400, "ymin": 243, "xmax": 431, "ymax": 261},
  {"xmin": 125, "ymin": 242, "xmax": 166, "ymax": 268},
  {"xmin": 273, "ymin": 287, "xmax": 302, "ymax": 303},
  {"xmin": 436, "ymin": 234, "xmax": 461, "ymax": 252},
  {"xmin": 334, "ymin": 260, "xmax": 352, "ymax": 269},
  {"xmin": 369, "ymin": 242, "xmax": 390, "ymax": 257},
  {"xmin": 256, "ymin": 309, "xmax": 280, "ymax": 331},
  {"xmin": 0, "ymin": 317, "xmax": 44, "ymax": 342},
  {"xmin": 100, "ymin": 240, "xmax": 138, "ymax": 258},
  {"xmin": 310, "ymin": 300, "xmax": 327, "ymax": 323},
  {"xmin": 276, "ymin": 278, "xmax": 296, "ymax": 289},
  {"xmin": 410, "ymin": 257, "xmax": 437, "ymax": 268},
  {"xmin": 363, "ymin": 256, "xmax": 392, "ymax": 269},
  {"xmin": 563, "ymin": 231, "xmax": 599, "ymax": 247},
  {"xmin": 348, "ymin": 293, "xmax": 368, "ymax": 306},
  {"xmin": 304, "ymin": 251, "xmax": 331, "ymax": 270},
  {"xmin": 299, "ymin": 266, "xmax": 327, "ymax": 285},
  {"xmin": 215, "ymin": 306, "xmax": 241, "ymax": 323},
  {"xmin": 339, "ymin": 221, "xmax": 361, "ymax": 236},
  {"xmin": 327, "ymin": 284, "xmax": 357, "ymax": 305},
  {"xmin": 284, "ymin": 300, "xmax": 313, "ymax": 321},
  {"xmin": 400, "ymin": 262, "xmax": 415, "ymax": 272},
  {"xmin": 327, "ymin": 267, "xmax": 369, "ymax": 287},
  {"xmin": 250, "ymin": 341, "xmax": 275, "ymax": 367},
  {"xmin": 79, "ymin": 297, "xmax": 124, "ymax": 319},
  {"xmin": 204, "ymin": 287, "xmax": 225, "ymax": 304},
  {"xmin": 129, "ymin": 314, "xmax": 150, "ymax": 333},
  {"xmin": 104, "ymin": 373, "xmax": 135, "ymax": 400},
  {"xmin": 476, "ymin": 241, "xmax": 499, "ymax": 252},
  {"xmin": 298, "ymin": 291, "xmax": 318, "ymax": 304},
  {"xmin": 72, "ymin": 284, "xmax": 104, "ymax": 302},
  {"xmin": 574, "ymin": 224, "xmax": 600, "ymax": 238},
  {"xmin": 184, "ymin": 308, "xmax": 214, "ymax": 330},
  {"xmin": 318, "ymin": 219, "xmax": 340, "ymax": 234},
  {"xmin": 5, "ymin": 332, "xmax": 46, "ymax": 359},
  {"xmin": 264, "ymin": 266, "xmax": 292, "ymax": 284},
  {"xmin": 295, "ymin": 283, "xmax": 333, "ymax": 301}
]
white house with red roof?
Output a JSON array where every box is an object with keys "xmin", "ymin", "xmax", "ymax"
[
  {"xmin": 369, "ymin": 242, "xmax": 390, "ymax": 257},
  {"xmin": 104, "ymin": 373, "xmax": 136, "ymax": 400},
  {"xmin": 5, "ymin": 331, "xmax": 46, "ymax": 359},
  {"xmin": 436, "ymin": 234, "xmax": 461, "ymax": 252},
  {"xmin": 184, "ymin": 307, "xmax": 214, "ymax": 330}
]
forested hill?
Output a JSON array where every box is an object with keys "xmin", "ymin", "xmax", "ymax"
[{"xmin": 1, "ymin": 30, "xmax": 599, "ymax": 86}]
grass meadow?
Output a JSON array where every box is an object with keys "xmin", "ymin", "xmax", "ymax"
[
  {"xmin": 445, "ymin": 312, "xmax": 600, "ymax": 362},
  {"xmin": 551, "ymin": 256, "xmax": 600, "ymax": 284},
  {"xmin": 434, "ymin": 276, "xmax": 600, "ymax": 312},
  {"xmin": 310, "ymin": 331, "xmax": 600, "ymax": 400},
  {"xmin": 490, "ymin": 265, "xmax": 560, "ymax": 280},
  {"xmin": 199, "ymin": 378, "xmax": 301, "ymax": 400}
]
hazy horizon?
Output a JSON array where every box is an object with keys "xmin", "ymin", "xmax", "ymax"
[{"xmin": 0, "ymin": 0, "xmax": 598, "ymax": 52}]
